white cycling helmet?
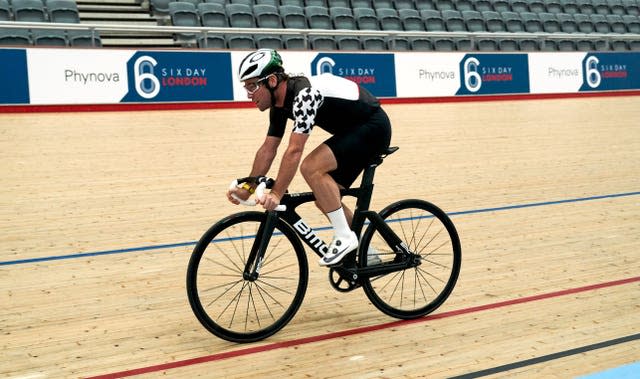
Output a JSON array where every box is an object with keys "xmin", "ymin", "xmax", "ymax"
[{"xmin": 238, "ymin": 49, "xmax": 284, "ymax": 82}]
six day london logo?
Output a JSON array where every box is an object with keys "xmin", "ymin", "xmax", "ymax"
[
  {"xmin": 120, "ymin": 51, "xmax": 233, "ymax": 102},
  {"xmin": 456, "ymin": 54, "xmax": 530, "ymax": 95},
  {"xmin": 579, "ymin": 52, "xmax": 640, "ymax": 92},
  {"xmin": 310, "ymin": 53, "xmax": 397, "ymax": 97}
]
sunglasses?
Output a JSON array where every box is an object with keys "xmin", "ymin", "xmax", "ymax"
[{"xmin": 243, "ymin": 75, "xmax": 271, "ymax": 95}]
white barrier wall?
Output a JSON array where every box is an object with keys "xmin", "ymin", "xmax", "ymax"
[{"xmin": 1, "ymin": 48, "xmax": 638, "ymax": 106}]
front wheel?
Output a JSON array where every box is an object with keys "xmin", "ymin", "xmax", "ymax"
[
  {"xmin": 359, "ymin": 199, "xmax": 461, "ymax": 319},
  {"xmin": 186, "ymin": 211, "xmax": 308, "ymax": 343}
]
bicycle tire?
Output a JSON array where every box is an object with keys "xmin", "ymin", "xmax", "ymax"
[
  {"xmin": 186, "ymin": 211, "xmax": 308, "ymax": 343},
  {"xmin": 359, "ymin": 199, "xmax": 461, "ymax": 319}
]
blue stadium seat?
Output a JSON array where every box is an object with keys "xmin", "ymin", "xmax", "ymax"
[
  {"xmin": 399, "ymin": 9, "xmax": 425, "ymax": 31},
  {"xmin": 622, "ymin": 14, "xmax": 640, "ymax": 33},
  {"xmin": 0, "ymin": 28, "xmax": 31, "ymax": 45},
  {"xmin": 623, "ymin": 0, "xmax": 640, "ymax": 16},
  {"xmin": 539, "ymin": 12, "xmax": 561, "ymax": 33},
  {"xmin": 310, "ymin": 35, "xmax": 336, "ymax": 50},
  {"xmin": 198, "ymin": 34, "xmax": 226, "ymax": 48},
  {"xmin": 305, "ymin": 5, "xmax": 331, "ymax": 29},
  {"xmin": 502, "ymin": 11, "xmax": 525, "ymax": 33},
  {"xmin": 462, "ymin": 10, "xmax": 485, "ymax": 32},
  {"xmin": 12, "ymin": 0, "xmax": 46, "ymax": 22},
  {"xmin": 283, "ymin": 34, "xmax": 306, "ymax": 49},
  {"xmin": 226, "ymin": 34, "xmax": 256, "ymax": 49},
  {"xmin": 393, "ymin": 0, "xmax": 415, "ymax": 10},
  {"xmin": 498, "ymin": 38, "xmax": 519, "ymax": 51},
  {"xmin": 409, "ymin": 37, "xmax": 433, "ymax": 50},
  {"xmin": 330, "ymin": 6, "xmax": 356, "ymax": 29},
  {"xmin": 225, "ymin": 3, "xmax": 254, "ymax": 28},
  {"xmin": 361, "ymin": 36, "xmax": 387, "ymax": 50},
  {"xmin": 254, "ymin": 4, "xmax": 282, "ymax": 28},
  {"xmin": 336, "ymin": 35, "xmax": 360, "ymax": 50},
  {"xmin": 526, "ymin": 0, "xmax": 546, "ymax": 13},
  {"xmin": 574, "ymin": 13, "xmax": 595, "ymax": 33},
  {"xmin": 279, "ymin": 5, "xmax": 307, "ymax": 29},
  {"xmin": 510, "ymin": 0, "xmax": 529, "ymax": 13},
  {"xmin": 421, "ymin": 9, "xmax": 445, "ymax": 31},
  {"xmin": 441, "ymin": 10, "xmax": 465, "ymax": 31},
  {"xmin": 255, "ymin": 35, "xmax": 283, "ymax": 49},
  {"xmin": 68, "ymin": 30, "xmax": 102, "ymax": 47},
  {"xmin": 492, "ymin": 0, "xmax": 510, "ymax": 13},
  {"xmin": 377, "ymin": 8, "xmax": 402, "ymax": 30},
  {"xmin": 414, "ymin": 0, "xmax": 436, "ymax": 11},
  {"xmin": 198, "ymin": 3, "xmax": 227, "ymax": 27},
  {"xmin": 518, "ymin": 39, "xmax": 539, "ymax": 51},
  {"xmin": 0, "ymin": 0, "xmax": 10, "ymax": 21},
  {"xmin": 32, "ymin": 28, "xmax": 67, "ymax": 46},
  {"xmin": 484, "ymin": 11, "xmax": 507, "ymax": 32},
  {"xmin": 326, "ymin": 0, "xmax": 349, "ymax": 7},
  {"xmin": 47, "ymin": 0, "xmax": 80, "ymax": 23},
  {"xmin": 560, "ymin": 0, "xmax": 579, "ymax": 14},
  {"xmin": 353, "ymin": 7, "xmax": 380, "ymax": 30},
  {"xmin": 521, "ymin": 12, "xmax": 544, "ymax": 33},
  {"xmin": 606, "ymin": 14, "xmax": 627, "ymax": 33},
  {"xmin": 556, "ymin": 13, "xmax": 578, "ymax": 33}
]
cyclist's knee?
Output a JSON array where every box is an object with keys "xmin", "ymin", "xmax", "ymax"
[{"xmin": 300, "ymin": 157, "xmax": 317, "ymax": 183}]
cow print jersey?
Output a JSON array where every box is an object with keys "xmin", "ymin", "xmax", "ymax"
[{"xmin": 267, "ymin": 74, "xmax": 380, "ymax": 138}]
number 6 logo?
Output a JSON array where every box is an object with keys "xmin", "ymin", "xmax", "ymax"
[
  {"xmin": 463, "ymin": 57, "xmax": 481, "ymax": 93},
  {"xmin": 585, "ymin": 56, "xmax": 601, "ymax": 89},
  {"xmin": 134, "ymin": 56, "xmax": 160, "ymax": 99}
]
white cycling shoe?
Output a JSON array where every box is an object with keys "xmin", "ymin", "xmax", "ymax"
[{"xmin": 319, "ymin": 232, "xmax": 359, "ymax": 266}]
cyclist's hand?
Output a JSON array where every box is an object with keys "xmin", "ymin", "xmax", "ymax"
[
  {"xmin": 257, "ymin": 192, "xmax": 281, "ymax": 211},
  {"xmin": 226, "ymin": 187, "xmax": 251, "ymax": 205}
]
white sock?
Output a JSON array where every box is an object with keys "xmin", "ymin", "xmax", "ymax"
[{"xmin": 326, "ymin": 207, "xmax": 352, "ymax": 239}]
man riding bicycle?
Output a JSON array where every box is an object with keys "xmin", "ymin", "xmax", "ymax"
[{"xmin": 226, "ymin": 49, "xmax": 392, "ymax": 266}]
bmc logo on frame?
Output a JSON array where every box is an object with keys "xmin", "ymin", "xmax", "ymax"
[{"xmin": 121, "ymin": 51, "xmax": 234, "ymax": 103}]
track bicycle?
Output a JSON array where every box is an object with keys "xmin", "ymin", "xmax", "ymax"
[{"xmin": 186, "ymin": 147, "xmax": 461, "ymax": 343}]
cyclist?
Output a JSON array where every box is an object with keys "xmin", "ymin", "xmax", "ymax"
[{"xmin": 226, "ymin": 49, "xmax": 392, "ymax": 266}]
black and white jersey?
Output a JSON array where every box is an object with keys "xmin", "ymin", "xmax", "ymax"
[{"xmin": 267, "ymin": 73, "xmax": 381, "ymax": 138}]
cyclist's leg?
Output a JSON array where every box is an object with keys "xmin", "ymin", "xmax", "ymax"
[{"xmin": 300, "ymin": 145, "xmax": 358, "ymax": 265}]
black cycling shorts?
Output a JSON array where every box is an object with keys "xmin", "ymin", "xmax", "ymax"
[{"xmin": 324, "ymin": 107, "xmax": 392, "ymax": 188}]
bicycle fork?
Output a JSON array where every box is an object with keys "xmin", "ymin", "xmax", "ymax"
[{"xmin": 242, "ymin": 211, "xmax": 278, "ymax": 281}]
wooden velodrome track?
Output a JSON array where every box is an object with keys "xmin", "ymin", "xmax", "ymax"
[{"xmin": 1, "ymin": 95, "xmax": 639, "ymax": 378}]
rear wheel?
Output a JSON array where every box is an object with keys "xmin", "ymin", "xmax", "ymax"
[{"xmin": 359, "ymin": 200, "xmax": 461, "ymax": 319}]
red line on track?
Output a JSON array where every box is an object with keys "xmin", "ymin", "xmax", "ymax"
[
  {"xmin": 86, "ymin": 276, "xmax": 640, "ymax": 379},
  {"xmin": 2, "ymin": 90, "xmax": 639, "ymax": 113}
]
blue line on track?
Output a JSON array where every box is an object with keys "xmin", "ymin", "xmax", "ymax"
[{"xmin": 2, "ymin": 191, "xmax": 638, "ymax": 267}]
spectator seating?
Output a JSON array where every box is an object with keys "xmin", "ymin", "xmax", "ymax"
[
  {"xmin": 197, "ymin": 2, "xmax": 226, "ymax": 27},
  {"xmin": 47, "ymin": 0, "xmax": 80, "ymax": 23},
  {"xmin": 68, "ymin": 30, "xmax": 101, "ymax": 47},
  {"xmin": 279, "ymin": 4, "xmax": 306, "ymax": 28},
  {"xmin": 225, "ymin": 3, "xmax": 254, "ymax": 28},
  {"xmin": 0, "ymin": 28, "xmax": 31, "ymax": 45},
  {"xmin": 3, "ymin": 0, "xmax": 637, "ymax": 52},
  {"xmin": 0, "ymin": 0, "xmax": 11, "ymax": 21},
  {"xmin": 330, "ymin": 6, "xmax": 356, "ymax": 30},
  {"xmin": 253, "ymin": 4, "xmax": 282, "ymax": 28},
  {"xmin": 32, "ymin": 28, "xmax": 67, "ymax": 45},
  {"xmin": 12, "ymin": 0, "xmax": 47, "ymax": 22}
]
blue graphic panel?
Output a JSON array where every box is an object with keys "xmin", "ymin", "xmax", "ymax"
[
  {"xmin": 121, "ymin": 51, "xmax": 233, "ymax": 102},
  {"xmin": 456, "ymin": 54, "xmax": 530, "ymax": 95},
  {"xmin": 579, "ymin": 52, "xmax": 640, "ymax": 92},
  {"xmin": 0, "ymin": 49, "xmax": 29, "ymax": 104},
  {"xmin": 310, "ymin": 53, "xmax": 396, "ymax": 97}
]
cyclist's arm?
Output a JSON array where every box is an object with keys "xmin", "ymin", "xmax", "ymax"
[
  {"xmin": 250, "ymin": 135, "xmax": 281, "ymax": 177},
  {"xmin": 271, "ymin": 132, "xmax": 308, "ymax": 199}
]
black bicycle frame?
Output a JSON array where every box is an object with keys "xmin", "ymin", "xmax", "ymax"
[{"xmin": 242, "ymin": 160, "xmax": 415, "ymax": 282}]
